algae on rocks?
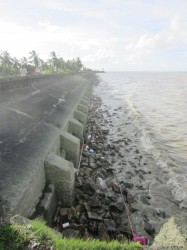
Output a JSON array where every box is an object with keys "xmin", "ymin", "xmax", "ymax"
[{"xmin": 151, "ymin": 214, "xmax": 187, "ymax": 249}]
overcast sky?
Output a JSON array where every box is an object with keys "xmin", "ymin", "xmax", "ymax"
[{"xmin": 1, "ymin": 0, "xmax": 187, "ymax": 71}]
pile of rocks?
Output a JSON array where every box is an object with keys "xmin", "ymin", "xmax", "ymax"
[
  {"xmin": 52, "ymin": 81, "xmax": 186, "ymax": 246},
  {"xmin": 54, "ymin": 92, "xmax": 180, "ymax": 245},
  {"xmin": 53, "ymin": 96, "xmax": 135, "ymax": 242}
]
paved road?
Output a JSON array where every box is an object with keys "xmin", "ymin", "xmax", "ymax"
[{"xmin": 0, "ymin": 73, "xmax": 91, "ymax": 217}]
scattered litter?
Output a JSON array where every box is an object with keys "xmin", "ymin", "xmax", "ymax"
[
  {"xmin": 133, "ymin": 232, "xmax": 149, "ymax": 245},
  {"xmin": 87, "ymin": 134, "xmax": 92, "ymax": 139},
  {"xmin": 62, "ymin": 222, "xmax": 70, "ymax": 229}
]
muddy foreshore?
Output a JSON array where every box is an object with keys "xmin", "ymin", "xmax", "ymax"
[{"xmin": 53, "ymin": 80, "xmax": 187, "ymax": 246}]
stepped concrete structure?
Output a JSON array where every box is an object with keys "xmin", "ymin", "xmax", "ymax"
[{"xmin": 0, "ymin": 73, "xmax": 93, "ymax": 220}]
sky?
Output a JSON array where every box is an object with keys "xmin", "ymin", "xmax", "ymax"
[{"xmin": 1, "ymin": 0, "xmax": 187, "ymax": 71}]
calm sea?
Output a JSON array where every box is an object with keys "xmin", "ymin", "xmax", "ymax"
[{"xmin": 96, "ymin": 72, "xmax": 187, "ymax": 207}]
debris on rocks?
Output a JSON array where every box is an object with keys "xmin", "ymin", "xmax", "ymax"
[{"xmin": 52, "ymin": 90, "xmax": 183, "ymax": 245}]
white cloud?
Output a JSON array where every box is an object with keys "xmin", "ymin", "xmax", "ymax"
[
  {"xmin": 39, "ymin": 21, "xmax": 61, "ymax": 32},
  {"xmin": 0, "ymin": 22, "xmax": 25, "ymax": 34},
  {"xmin": 1, "ymin": 0, "xmax": 187, "ymax": 70},
  {"xmin": 0, "ymin": 19, "xmax": 118, "ymax": 64},
  {"xmin": 83, "ymin": 49, "xmax": 116, "ymax": 63},
  {"xmin": 41, "ymin": 0, "xmax": 120, "ymax": 28},
  {"xmin": 41, "ymin": 0, "xmax": 84, "ymax": 12},
  {"xmin": 125, "ymin": 14, "xmax": 187, "ymax": 63}
]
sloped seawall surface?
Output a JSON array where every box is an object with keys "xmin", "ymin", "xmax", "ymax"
[{"xmin": 0, "ymin": 73, "xmax": 93, "ymax": 218}]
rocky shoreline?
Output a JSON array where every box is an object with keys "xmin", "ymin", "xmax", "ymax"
[
  {"xmin": 53, "ymin": 95, "xmax": 135, "ymax": 243},
  {"xmin": 53, "ymin": 80, "xmax": 186, "ymax": 246}
]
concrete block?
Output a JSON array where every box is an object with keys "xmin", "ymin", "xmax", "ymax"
[
  {"xmin": 61, "ymin": 149, "xmax": 66, "ymax": 159},
  {"xmin": 77, "ymin": 104, "xmax": 88, "ymax": 115},
  {"xmin": 18, "ymin": 162, "xmax": 46, "ymax": 218},
  {"xmin": 82, "ymin": 95, "xmax": 89, "ymax": 102},
  {"xmin": 60, "ymin": 131, "xmax": 80, "ymax": 166},
  {"xmin": 39, "ymin": 184, "xmax": 57, "ymax": 226},
  {"xmin": 80, "ymin": 99, "xmax": 89, "ymax": 107},
  {"xmin": 45, "ymin": 153, "xmax": 75, "ymax": 207},
  {"xmin": 68, "ymin": 119, "xmax": 84, "ymax": 144},
  {"xmin": 51, "ymin": 136, "xmax": 61, "ymax": 157},
  {"xmin": 84, "ymin": 88, "xmax": 92, "ymax": 98},
  {"xmin": 10, "ymin": 214, "xmax": 30, "ymax": 225},
  {"xmin": 74, "ymin": 110, "xmax": 87, "ymax": 131},
  {"xmin": 63, "ymin": 121, "xmax": 69, "ymax": 131}
]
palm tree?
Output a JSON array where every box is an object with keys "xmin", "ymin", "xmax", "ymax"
[
  {"xmin": 65, "ymin": 59, "xmax": 73, "ymax": 72},
  {"xmin": 0, "ymin": 50, "xmax": 13, "ymax": 67},
  {"xmin": 0, "ymin": 50, "xmax": 86, "ymax": 76},
  {"xmin": 20, "ymin": 56, "xmax": 29, "ymax": 67},
  {"xmin": 29, "ymin": 50, "xmax": 42, "ymax": 67},
  {"xmin": 0, "ymin": 50, "xmax": 13, "ymax": 75},
  {"xmin": 49, "ymin": 51, "xmax": 59, "ymax": 71},
  {"xmin": 58, "ymin": 57, "xmax": 65, "ymax": 71},
  {"xmin": 0, "ymin": 52, "xmax": 3, "ymax": 76},
  {"xmin": 75, "ymin": 57, "xmax": 83, "ymax": 72},
  {"xmin": 65, "ymin": 58, "xmax": 83, "ymax": 72},
  {"xmin": 20, "ymin": 56, "xmax": 34, "ymax": 75},
  {"xmin": 12, "ymin": 57, "xmax": 21, "ymax": 75}
]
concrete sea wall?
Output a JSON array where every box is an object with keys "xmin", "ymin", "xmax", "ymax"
[{"xmin": 0, "ymin": 73, "xmax": 93, "ymax": 220}]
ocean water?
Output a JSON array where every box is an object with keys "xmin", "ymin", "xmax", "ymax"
[{"xmin": 96, "ymin": 72, "xmax": 187, "ymax": 208}]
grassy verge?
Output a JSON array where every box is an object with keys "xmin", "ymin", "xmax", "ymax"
[{"xmin": 0, "ymin": 218, "xmax": 141, "ymax": 250}]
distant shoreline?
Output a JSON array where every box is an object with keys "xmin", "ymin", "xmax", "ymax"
[{"xmin": 93, "ymin": 70, "xmax": 105, "ymax": 73}]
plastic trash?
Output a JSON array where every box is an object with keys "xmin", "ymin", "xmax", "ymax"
[
  {"xmin": 62, "ymin": 222, "xmax": 70, "ymax": 229},
  {"xmin": 132, "ymin": 232, "xmax": 149, "ymax": 245},
  {"xmin": 96, "ymin": 177, "xmax": 107, "ymax": 191}
]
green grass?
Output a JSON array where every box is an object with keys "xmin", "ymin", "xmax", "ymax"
[
  {"xmin": 0, "ymin": 223, "xmax": 26, "ymax": 250},
  {"xmin": 0, "ymin": 219, "xmax": 141, "ymax": 250}
]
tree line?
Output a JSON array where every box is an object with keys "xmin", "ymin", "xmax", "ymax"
[{"xmin": 0, "ymin": 50, "xmax": 90, "ymax": 77}]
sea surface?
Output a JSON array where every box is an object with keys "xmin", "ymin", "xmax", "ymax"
[{"xmin": 95, "ymin": 72, "xmax": 187, "ymax": 208}]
